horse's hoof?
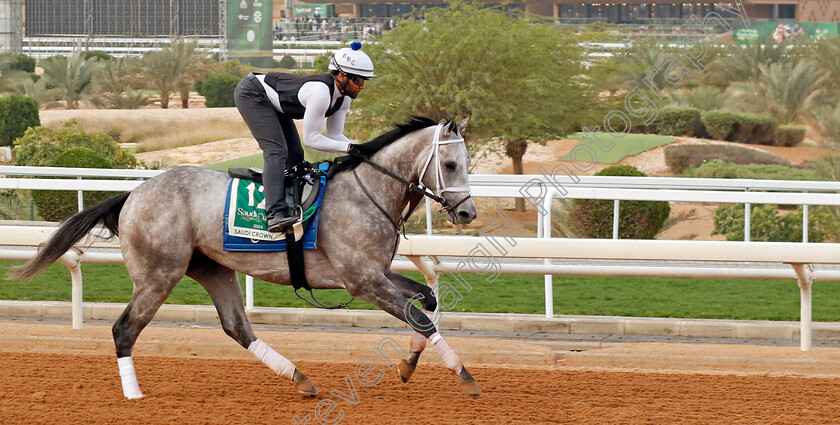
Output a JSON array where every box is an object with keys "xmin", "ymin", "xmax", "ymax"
[
  {"xmin": 458, "ymin": 367, "xmax": 481, "ymax": 398},
  {"xmin": 293, "ymin": 369, "xmax": 318, "ymax": 396},
  {"xmin": 398, "ymin": 352, "xmax": 421, "ymax": 383},
  {"xmin": 398, "ymin": 359, "xmax": 415, "ymax": 383}
]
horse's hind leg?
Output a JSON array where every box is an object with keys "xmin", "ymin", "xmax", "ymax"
[
  {"xmin": 386, "ymin": 270, "xmax": 436, "ymax": 383},
  {"xmin": 112, "ymin": 263, "xmax": 186, "ymax": 399},
  {"xmin": 186, "ymin": 253, "xmax": 317, "ymax": 395}
]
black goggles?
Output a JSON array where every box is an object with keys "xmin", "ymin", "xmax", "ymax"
[{"xmin": 347, "ymin": 74, "xmax": 370, "ymax": 85}]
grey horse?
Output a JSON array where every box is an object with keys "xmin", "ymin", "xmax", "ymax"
[{"xmin": 12, "ymin": 116, "xmax": 480, "ymax": 399}]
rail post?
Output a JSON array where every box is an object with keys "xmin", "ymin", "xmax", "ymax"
[{"xmin": 541, "ymin": 189, "xmax": 556, "ymax": 318}]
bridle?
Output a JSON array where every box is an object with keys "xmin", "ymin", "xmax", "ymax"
[
  {"xmin": 352, "ymin": 123, "xmax": 472, "ymax": 233},
  {"xmin": 418, "ymin": 123, "xmax": 473, "ymax": 213}
]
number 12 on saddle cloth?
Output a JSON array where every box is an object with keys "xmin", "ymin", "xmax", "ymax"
[{"xmin": 222, "ymin": 164, "xmax": 327, "ymax": 252}]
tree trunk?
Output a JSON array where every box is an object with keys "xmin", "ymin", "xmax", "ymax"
[
  {"xmin": 180, "ymin": 88, "xmax": 190, "ymax": 109},
  {"xmin": 160, "ymin": 91, "xmax": 169, "ymax": 109},
  {"xmin": 505, "ymin": 139, "xmax": 528, "ymax": 212}
]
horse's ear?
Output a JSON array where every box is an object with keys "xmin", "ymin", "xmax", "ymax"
[
  {"xmin": 457, "ymin": 116, "xmax": 470, "ymax": 134},
  {"xmin": 445, "ymin": 118, "xmax": 457, "ymax": 134}
]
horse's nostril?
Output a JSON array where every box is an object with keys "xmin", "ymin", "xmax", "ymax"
[{"xmin": 458, "ymin": 211, "xmax": 472, "ymax": 220}]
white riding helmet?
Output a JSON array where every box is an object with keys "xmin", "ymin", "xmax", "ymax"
[{"xmin": 329, "ymin": 41, "xmax": 376, "ymax": 78}]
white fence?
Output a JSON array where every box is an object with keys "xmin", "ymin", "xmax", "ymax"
[{"xmin": 3, "ymin": 166, "xmax": 840, "ymax": 352}]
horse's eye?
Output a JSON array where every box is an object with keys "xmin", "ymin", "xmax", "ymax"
[{"xmin": 444, "ymin": 161, "xmax": 457, "ymax": 171}]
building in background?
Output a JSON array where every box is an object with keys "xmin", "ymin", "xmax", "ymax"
[
  {"xmin": 281, "ymin": 0, "xmax": 840, "ymax": 23},
  {"xmin": 0, "ymin": 0, "xmax": 23, "ymax": 53}
]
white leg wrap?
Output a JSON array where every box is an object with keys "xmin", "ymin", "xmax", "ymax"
[
  {"xmin": 248, "ymin": 339, "xmax": 295, "ymax": 380},
  {"xmin": 429, "ymin": 332, "xmax": 463, "ymax": 374},
  {"xmin": 117, "ymin": 356, "xmax": 144, "ymax": 399}
]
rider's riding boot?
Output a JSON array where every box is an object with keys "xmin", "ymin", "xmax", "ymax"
[
  {"xmin": 267, "ymin": 208, "xmax": 298, "ymax": 233},
  {"xmin": 263, "ymin": 151, "xmax": 299, "ymax": 233}
]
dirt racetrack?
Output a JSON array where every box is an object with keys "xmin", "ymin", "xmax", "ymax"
[{"xmin": 3, "ymin": 323, "xmax": 840, "ymax": 424}]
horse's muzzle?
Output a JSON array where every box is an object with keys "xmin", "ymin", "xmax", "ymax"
[{"xmin": 446, "ymin": 198, "xmax": 477, "ymax": 225}]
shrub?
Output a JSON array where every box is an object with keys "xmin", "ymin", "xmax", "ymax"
[
  {"xmin": 730, "ymin": 113, "xmax": 778, "ymax": 145},
  {"xmin": 197, "ymin": 73, "xmax": 239, "ymax": 108},
  {"xmin": 701, "ymin": 109, "xmax": 740, "ymax": 141},
  {"xmin": 80, "ymin": 50, "xmax": 113, "ymax": 62},
  {"xmin": 12, "ymin": 54, "xmax": 36, "ymax": 73},
  {"xmin": 279, "ymin": 55, "xmax": 297, "ymax": 69},
  {"xmin": 571, "ymin": 165, "xmax": 670, "ymax": 239},
  {"xmin": 13, "ymin": 122, "xmax": 137, "ymax": 168},
  {"xmin": 713, "ymin": 204, "xmax": 828, "ymax": 242},
  {"xmin": 664, "ymin": 143, "xmax": 789, "ymax": 174},
  {"xmin": 701, "ymin": 109, "xmax": 779, "ymax": 145},
  {"xmin": 0, "ymin": 95, "xmax": 40, "ymax": 147},
  {"xmin": 656, "ymin": 107, "xmax": 702, "ymax": 137},
  {"xmin": 31, "ymin": 148, "xmax": 114, "ymax": 222},
  {"xmin": 774, "ymin": 125, "xmax": 806, "ymax": 147},
  {"xmin": 688, "ymin": 161, "xmax": 818, "ymax": 180},
  {"xmin": 314, "ymin": 55, "xmax": 331, "ymax": 73}
]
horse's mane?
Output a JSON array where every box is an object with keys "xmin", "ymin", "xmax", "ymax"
[{"xmin": 328, "ymin": 116, "xmax": 439, "ymax": 177}]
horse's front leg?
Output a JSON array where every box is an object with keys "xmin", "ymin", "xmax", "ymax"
[
  {"xmin": 386, "ymin": 270, "xmax": 437, "ymax": 383},
  {"xmin": 350, "ymin": 273, "xmax": 480, "ymax": 397}
]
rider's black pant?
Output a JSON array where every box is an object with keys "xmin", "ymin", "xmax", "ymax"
[{"xmin": 234, "ymin": 73, "xmax": 304, "ymax": 217}]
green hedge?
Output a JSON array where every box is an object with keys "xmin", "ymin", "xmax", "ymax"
[
  {"xmin": 730, "ymin": 113, "xmax": 779, "ymax": 145},
  {"xmin": 31, "ymin": 148, "xmax": 114, "ymax": 222},
  {"xmin": 0, "ymin": 95, "xmax": 40, "ymax": 147},
  {"xmin": 701, "ymin": 109, "xmax": 740, "ymax": 141},
  {"xmin": 774, "ymin": 125, "xmax": 806, "ymax": 147},
  {"xmin": 700, "ymin": 109, "xmax": 779, "ymax": 145},
  {"xmin": 13, "ymin": 124, "xmax": 137, "ymax": 168},
  {"xmin": 197, "ymin": 73, "xmax": 239, "ymax": 108},
  {"xmin": 571, "ymin": 165, "xmax": 670, "ymax": 239},
  {"xmin": 656, "ymin": 107, "xmax": 702, "ymax": 137},
  {"xmin": 279, "ymin": 55, "xmax": 297, "ymax": 69},
  {"xmin": 664, "ymin": 143, "xmax": 789, "ymax": 174},
  {"xmin": 11, "ymin": 54, "xmax": 36, "ymax": 73},
  {"xmin": 713, "ymin": 204, "xmax": 828, "ymax": 242},
  {"xmin": 687, "ymin": 161, "xmax": 818, "ymax": 180}
]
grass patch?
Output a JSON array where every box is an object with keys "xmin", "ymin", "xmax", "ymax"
[
  {"xmin": 563, "ymin": 132, "xmax": 677, "ymax": 164},
  {"xmin": 204, "ymin": 154, "xmax": 264, "ymax": 171},
  {"xmin": 3, "ymin": 260, "xmax": 840, "ymax": 321}
]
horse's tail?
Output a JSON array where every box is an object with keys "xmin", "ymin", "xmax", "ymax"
[{"xmin": 10, "ymin": 191, "xmax": 130, "ymax": 280}]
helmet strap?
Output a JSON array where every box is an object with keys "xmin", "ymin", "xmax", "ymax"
[{"xmin": 333, "ymin": 72, "xmax": 351, "ymax": 96}]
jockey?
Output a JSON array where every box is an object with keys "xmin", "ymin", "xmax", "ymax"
[{"xmin": 234, "ymin": 41, "xmax": 376, "ymax": 232}]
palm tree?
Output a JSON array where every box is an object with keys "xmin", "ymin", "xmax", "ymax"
[
  {"xmin": 171, "ymin": 40, "xmax": 209, "ymax": 109},
  {"xmin": 91, "ymin": 58, "xmax": 151, "ymax": 109},
  {"xmin": 667, "ymin": 86, "xmax": 729, "ymax": 111},
  {"xmin": 16, "ymin": 78, "xmax": 60, "ymax": 108},
  {"xmin": 809, "ymin": 37, "xmax": 840, "ymax": 93},
  {"xmin": 0, "ymin": 53, "xmax": 31, "ymax": 94},
  {"xmin": 605, "ymin": 39, "xmax": 673, "ymax": 92},
  {"xmin": 815, "ymin": 104, "xmax": 840, "ymax": 144},
  {"xmin": 39, "ymin": 55, "xmax": 103, "ymax": 109},
  {"xmin": 727, "ymin": 61, "xmax": 828, "ymax": 125},
  {"xmin": 140, "ymin": 39, "xmax": 206, "ymax": 109},
  {"xmin": 703, "ymin": 38, "xmax": 788, "ymax": 88}
]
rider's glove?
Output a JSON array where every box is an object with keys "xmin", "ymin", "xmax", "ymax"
[{"xmin": 347, "ymin": 143, "xmax": 376, "ymax": 159}]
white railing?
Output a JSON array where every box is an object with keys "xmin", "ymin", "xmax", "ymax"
[
  {"xmin": 3, "ymin": 166, "xmax": 840, "ymax": 352},
  {"xmin": 5, "ymin": 165, "xmax": 840, "ymax": 238}
]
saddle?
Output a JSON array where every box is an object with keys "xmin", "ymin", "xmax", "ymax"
[
  {"xmin": 227, "ymin": 162, "xmax": 353, "ymax": 309},
  {"xmin": 228, "ymin": 163, "xmax": 324, "ymax": 215}
]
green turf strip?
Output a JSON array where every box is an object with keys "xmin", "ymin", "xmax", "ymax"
[
  {"xmin": 3, "ymin": 261, "xmax": 839, "ymax": 322},
  {"xmin": 562, "ymin": 132, "xmax": 677, "ymax": 164}
]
